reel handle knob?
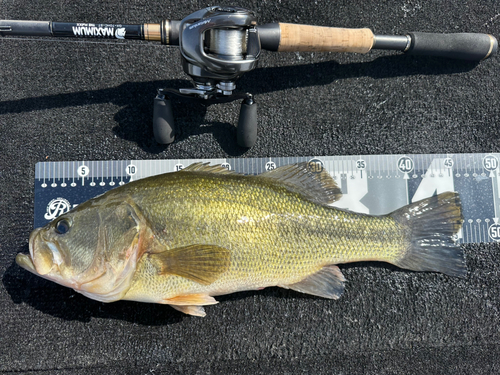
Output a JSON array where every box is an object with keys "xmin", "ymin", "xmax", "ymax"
[
  {"xmin": 237, "ymin": 95, "xmax": 258, "ymax": 148},
  {"xmin": 153, "ymin": 93, "xmax": 176, "ymax": 144}
]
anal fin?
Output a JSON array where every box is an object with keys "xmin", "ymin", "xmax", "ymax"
[
  {"xmin": 162, "ymin": 294, "xmax": 217, "ymax": 317},
  {"xmin": 171, "ymin": 305, "xmax": 207, "ymax": 317},
  {"xmin": 163, "ymin": 293, "xmax": 218, "ymax": 306},
  {"xmin": 280, "ymin": 265, "xmax": 346, "ymax": 299}
]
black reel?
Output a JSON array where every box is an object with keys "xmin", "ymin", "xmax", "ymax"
[{"xmin": 153, "ymin": 6, "xmax": 260, "ymax": 148}]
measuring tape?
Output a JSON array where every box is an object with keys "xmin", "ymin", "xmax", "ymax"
[{"xmin": 34, "ymin": 153, "xmax": 500, "ymax": 244}]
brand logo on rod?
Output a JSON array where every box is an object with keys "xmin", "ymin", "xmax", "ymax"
[
  {"xmin": 115, "ymin": 28, "xmax": 126, "ymax": 39},
  {"xmin": 72, "ymin": 24, "xmax": 126, "ymax": 38}
]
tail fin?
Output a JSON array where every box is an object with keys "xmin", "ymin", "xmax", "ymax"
[{"xmin": 390, "ymin": 192, "xmax": 466, "ymax": 277}]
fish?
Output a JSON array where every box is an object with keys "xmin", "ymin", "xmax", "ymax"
[{"xmin": 16, "ymin": 162, "xmax": 466, "ymax": 317}]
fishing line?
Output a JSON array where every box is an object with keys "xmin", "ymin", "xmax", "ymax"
[{"xmin": 207, "ymin": 28, "xmax": 248, "ymax": 58}]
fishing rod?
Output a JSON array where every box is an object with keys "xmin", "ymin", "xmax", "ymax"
[{"xmin": 1, "ymin": 6, "xmax": 497, "ymax": 147}]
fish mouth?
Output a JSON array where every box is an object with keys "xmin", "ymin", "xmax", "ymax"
[
  {"xmin": 15, "ymin": 253, "xmax": 37, "ymax": 274},
  {"xmin": 18, "ymin": 228, "xmax": 77, "ymax": 289},
  {"xmin": 20, "ymin": 227, "xmax": 57, "ymax": 276},
  {"xmin": 28, "ymin": 227, "xmax": 42, "ymax": 260},
  {"xmin": 15, "ymin": 228, "xmax": 42, "ymax": 274}
]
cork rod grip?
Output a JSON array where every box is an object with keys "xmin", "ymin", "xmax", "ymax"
[{"xmin": 278, "ymin": 23, "xmax": 374, "ymax": 53}]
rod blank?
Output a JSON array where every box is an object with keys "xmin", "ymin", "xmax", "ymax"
[
  {"xmin": 373, "ymin": 35, "xmax": 410, "ymax": 51},
  {"xmin": 0, "ymin": 20, "xmax": 51, "ymax": 36}
]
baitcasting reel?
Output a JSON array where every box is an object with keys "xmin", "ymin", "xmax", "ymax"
[
  {"xmin": 154, "ymin": 6, "xmax": 263, "ymax": 147},
  {"xmin": 0, "ymin": 6, "xmax": 498, "ymax": 147}
]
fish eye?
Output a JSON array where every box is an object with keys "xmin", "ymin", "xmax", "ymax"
[{"xmin": 55, "ymin": 218, "xmax": 71, "ymax": 235}]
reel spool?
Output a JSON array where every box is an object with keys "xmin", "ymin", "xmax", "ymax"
[{"xmin": 207, "ymin": 28, "xmax": 248, "ymax": 60}]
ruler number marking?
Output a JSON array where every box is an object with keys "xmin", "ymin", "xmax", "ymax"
[
  {"xmin": 77, "ymin": 165, "xmax": 89, "ymax": 177},
  {"xmin": 397, "ymin": 156, "xmax": 414, "ymax": 174},
  {"xmin": 266, "ymin": 161, "xmax": 276, "ymax": 171},
  {"xmin": 126, "ymin": 164, "xmax": 137, "ymax": 176},
  {"xmin": 483, "ymin": 155, "xmax": 499, "ymax": 171}
]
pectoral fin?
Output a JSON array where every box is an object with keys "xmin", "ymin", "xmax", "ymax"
[
  {"xmin": 280, "ymin": 265, "xmax": 346, "ymax": 299},
  {"xmin": 149, "ymin": 245, "xmax": 231, "ymax": 285}
]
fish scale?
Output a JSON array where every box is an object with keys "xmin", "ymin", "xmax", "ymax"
[{"xmin": 122, "ymin": 167, "xmax": 408, "ymax": 303}]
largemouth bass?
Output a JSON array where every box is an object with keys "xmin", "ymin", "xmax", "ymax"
[{"xmin": 16, "ymin": 163, "xmax": 465, "ymax": 316}]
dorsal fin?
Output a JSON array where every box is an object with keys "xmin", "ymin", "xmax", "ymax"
[
  {"xmin": 259, "ymin": 162, "xmax": 342, "ymax": 205},
  {"xmin": 181, "ymin": 162, "xmax": 342, "ymax": 205},
  {"xmin": 181, "ymin": 162, "xmax": 236, "ymax": 175}
]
